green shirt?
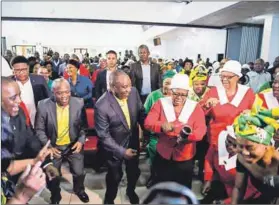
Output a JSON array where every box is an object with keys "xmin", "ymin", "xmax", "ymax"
[
  {"xmin": 258, "ymin": 81, "xmax": 272, "ymax": 93},
  {"xmin": 144, "ymin": 89, "xmax": 164, "ymax": 113}
]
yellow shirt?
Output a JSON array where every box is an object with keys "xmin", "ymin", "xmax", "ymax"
[
  {"xmin": 56, "ymin": 104, "xmax": 71, "ymax": 146},
  {"xmin": 115, "ymin": 96, "xmax": 131, "ymax": 129}
]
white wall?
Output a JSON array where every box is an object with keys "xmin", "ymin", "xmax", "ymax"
[
  {"xmin": 2, "ymin": 21, "xmax": 143, "ymax": 56},
  {"xmin": 2, "ymin": 21, "xmax": 226, "ymax": 61},
  {"xmin": 147, "ymin": 27, "xmax": 227, "ymax": 62}
]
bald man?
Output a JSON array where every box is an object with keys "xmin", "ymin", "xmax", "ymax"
[
  {"xmin": 35, "ymin": 79, "xmax": 89, "ymax": 204},
  {"xmin": 95, "ymin": 70, "xmax": 145, "ymax": 204}
]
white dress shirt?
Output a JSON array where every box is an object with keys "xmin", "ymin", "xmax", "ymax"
[
  {"xmin": 247, "ymin": 71, "xmax": 271, "ymax": 93},
  {"xmin": 17, "ymin": 78, "xmax": 36, "ymax": 127},
  {"xmin": 106, "ymin": 70, "xmax": 112, "ymax": 90}
]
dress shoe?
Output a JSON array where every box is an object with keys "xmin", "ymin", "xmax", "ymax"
[
  {"xmin": 76, "ymin": 191, "xmax": 89, "ymax": 203},
  {"xmin": 103, "ymin": 199, "xmax": 114, "ymax": 204},
  {"xmin": 50, "ymin": 200, "xmax": 60, "ymax": 204},
  {"xmin": 126, "ymin": 191, "xmax": 139, "ymax": 204}
]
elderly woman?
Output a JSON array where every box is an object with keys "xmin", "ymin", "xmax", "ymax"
[
  {"xmin": 231, "ymin": 109, "xmax": 279, "ymax": 204},
  {"xmin": 144, "ymin": 70, "xmax": 176, "ymax": 187},
  {"xmin": 144, "ymin": 74, "xmax": 206, "ymax": 188},
  {"xmin": 66, "ymin": 59, "xmax": 94, "ymax": 108},
  {"xmin": 200, "ymin": 60, "xmax": 255, "ymax": 148}
]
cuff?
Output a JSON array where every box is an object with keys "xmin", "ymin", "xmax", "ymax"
[
  {"xmin": 204, "ymin": 172, "xmax": 213, "ymax": 181},
  {"xmin": 43, "ymin": 162, "xmax": 53, "ymax": 169}
]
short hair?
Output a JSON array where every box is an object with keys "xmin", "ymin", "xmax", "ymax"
[
  {"xmin": 68, "ymin": 59, "xmax": 80, "ymax": 69},
  {"xmin": 10, "ymin": 56, "xmax": 29, "ymax": 66},
  {"xmin": 138, "ymin": 44, "xmax": 149, "ymax": 53},
  {"xmin": 1, "ymin": 76, "xmax": 15, "ymax": 87},
  {"xmin": 183, "ymin": 59, "xmax": 193, "ymax": 67},
  {"xmin": 51, "ymin": 78, "xmax": 70, "ymax": 92},
  {"xmin": 27, "ymin": 56, "xmax": 37, "ymax": 62},
  {"xmin": 109, "ymin": 70, "xmax": 129, "ymax": 87},
  {"xmin": 255, "ymin": 58, "xmax": 265, "ymax": 65},
  {"xmin": 106, "ymin": 50, "xmax": 117, "ymax": 57},
  {"xmin": 44, "ymin": 61, "xmax": 52, "ymax": 67}
]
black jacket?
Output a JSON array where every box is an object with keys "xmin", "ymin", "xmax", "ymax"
[
  {"xmin": 130, "ymin": 61, "xmax": 161, "ymax": 95},
  {"xmin": 95, "ymin": 69, "xmax": 108, "ymax": 101}
]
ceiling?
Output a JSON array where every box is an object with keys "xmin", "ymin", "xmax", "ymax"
[{"xmin": 190, "ymin": 1, "xmax": 279, "ymax": 27}]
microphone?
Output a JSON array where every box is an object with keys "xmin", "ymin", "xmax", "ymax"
[{"xmin": 263, "ymin": 175, "xmax": 279, "ymax": 188}]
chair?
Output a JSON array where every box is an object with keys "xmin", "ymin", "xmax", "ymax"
[{"xmin": 84, "ymin": 108, "xmax": 98, "ymax": 152}]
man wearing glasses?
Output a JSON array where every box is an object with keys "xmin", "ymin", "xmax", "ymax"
[
  {"xmin": 145, "ymin": 74, "xmax": 206, "ymax": 188},
  {"xmin": 10, "ymin": 56, "xmax": 50, "ymax": 127}
]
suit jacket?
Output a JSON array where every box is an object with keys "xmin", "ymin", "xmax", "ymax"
[
  {"xmin": 12, "ymin": 74, "xmax": 50, "ymax": 107},
  {"xmin": 9, "ymin": 108, "xmax": 41, "ymax": 159},
  {"xmin": 130, "ymin": 61, "xmax": 162, "ymax": 95},
  {"xmin": 94, "ymin": 87, "xmax": 145, "ymax": 160},
  {"xmin": 95, "ymin": 69, "xmax": 108, "ymax": 100},
  {"xmin": 35, "ymin": 96, "xmax": 87, "ymax": 147}
]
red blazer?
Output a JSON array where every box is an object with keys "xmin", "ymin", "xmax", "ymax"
[
  {"xmin": 144, "ymin": 99, "xmax": 206, "ymax": 161},
  {"xmin": 199, "ymin": 86, "xmax": 255, "ymax": 146}
]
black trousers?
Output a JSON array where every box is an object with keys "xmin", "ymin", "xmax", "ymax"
[
  {"xmin": 194, "ymin": 136, "xmax": 209, "ymax": 181},
  {"xmin": 104, "ymin": 157, "xmax": 141, "ymax": 203},
  {"xmin": 47, "ymin": 145, "xmax": 85, "ymax": 202},
  {"xmin": 153, "ymin": 153, "xmax": 193, "ymax": 189}
]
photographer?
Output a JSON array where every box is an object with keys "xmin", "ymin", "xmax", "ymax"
[{"xmin": 144, "ymin": 74, "xmax": 206, "ymax": 188}]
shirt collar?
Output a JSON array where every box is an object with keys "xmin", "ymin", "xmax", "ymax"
[
  {"xmin": 140, "ymin": 61, "xmax": 151, "ymax": 66},
  {"xmin": 16, "ymin": 77, "xmax": 31, "ymax": 86},
  {"xmin": 69, "ymin": 74, "xmax": 81, "ymax": 84}
]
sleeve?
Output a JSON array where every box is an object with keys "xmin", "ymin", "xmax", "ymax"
[
  {"xmin": 94, "ymin": 104, "xmax": 126, "ymax": 159},
  {"xmin": 41, "ymin": 77, "xmax": 51, "ymax": 98},
  {"xmin": 136, "ymin": 89, "xmax": 146, "ymax": 130},
  {"xmin": 204, "ymin": 146, "xmax": 215, "ymax": 181},
  {"xmin": 129, "ymin": 64, "xmax": 137, "ymax": 87},
  {"xmin": 95, "ymin": 73, "xmax": 101, "ymax": 100},
  {"xmin": 35, "ymin": 101, "xmax": 51, "ymax": 147},
  {"xmin": 144, "ymin": 93, "xmax": 154, "ymax": 114},
  {"xmin": 78, "ymin": 103, "xmax": 86, "ymax": 144},
  {"xmin": 82, "ymin": 78, "xmax": 93, "ymax": 100},
  {"xmin": 199, "ymin": 87, "xmax": 214, "ymax": 116},
  {"xmin": 236, "ymin": 158, "xmax": 246, "ymax": 173},
  {"xmin": 157, "ymin": 65, "xmax": 162, "ymax": 89},
  {"xmin": 144, "ymin": 101, "xmax": 165, "ymax": 134},
  {"xmin": 187, "ymin": 104, "xmax": 207, "ymax": 142}
]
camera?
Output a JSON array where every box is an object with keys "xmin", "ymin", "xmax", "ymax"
[{"xmin": 180, "ymin": 126, "xmax": 192, "ymax": 140}]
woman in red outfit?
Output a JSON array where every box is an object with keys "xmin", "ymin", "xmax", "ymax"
[
  {"xmin": 145, "ymin": 74, "xmax": 206, "ymax": 188},
  {"xmin": 200, "ymin": 60, "xmax": 256, "ymax": 147}
]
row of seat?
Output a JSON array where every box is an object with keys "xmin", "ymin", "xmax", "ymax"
[{"xmin": 84, "ymin": 108, "xmax": 98, "ymax": 152}]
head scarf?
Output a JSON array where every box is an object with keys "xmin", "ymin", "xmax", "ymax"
[
  {"xmin": 162, "ymin": 70, "xmax": 176, "ymax": 82},
  {"xmin": 189, "ymin": 64, "xmax": 208, "ymax": 87},
  {"xmin": 233, "ymin": 107, "xmax": 279, "ymax": 145}
]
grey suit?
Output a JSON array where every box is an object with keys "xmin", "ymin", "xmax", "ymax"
[
  {"xmin": 94, "ymin": 87, "xmax": 145, "ymax": 202},
  {"xmin": 35, "ymin": 96, "xmax": 86, "ymax": 202}
]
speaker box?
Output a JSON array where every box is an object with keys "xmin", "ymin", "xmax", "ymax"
[
  {"xmin": 153, "ymin": 37, "xmax": 161, "ymax": 46},
  {"xmin": 217, "ymin": 53, "xmax": 224, "ymax": 62}
]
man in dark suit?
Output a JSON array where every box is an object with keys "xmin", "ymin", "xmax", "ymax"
[
  {"xmin": 10, "ymin": 56, "xmax": 50, "ymax": 127},
  {"xmin": 130, "ymin": 45, "xmax": 161, "ymax": 103},
  {"xmin": 35, "ymin": 78, "xmax": 89, "ymax": 204},
  {"xmin": 95, "ymin": 70, "xmax": 145, "ymax": 204},
  {"xmin": 95, "ymin": 50, "xmax": 118, "ymax": 100}
]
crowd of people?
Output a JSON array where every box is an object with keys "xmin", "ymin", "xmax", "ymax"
[{"xmin": 1, "ymin": 44, "xmax": 279, "ymax": 204}]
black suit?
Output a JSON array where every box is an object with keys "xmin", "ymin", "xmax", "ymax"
[
  {"xmin": 94, "ymin": 88, "xmax": 145, "ymax": 203},
  {"xmin": 95, "ymin": 69, "xmax": 108, "ymax": 100},
  {"xmin": 130, "ymin": 61, "xmax": 161, "ymax": 102},
  {"xmin": 12, "ymin": 74, "xmax": 50, "ymax": 107}
]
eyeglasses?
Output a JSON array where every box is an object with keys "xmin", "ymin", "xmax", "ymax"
[
  {"xmin": 219, "ymin": 74, "xmax": 237, "ymax": 80},
  {"xmin": 172, "ymin": 90, "xmax": 188, "ymax": 98},
  {"xmin": 55, "ymin": 91, "xmax": 71, "ymax": 95},
  {"xmin": 13, "ymin": 68, "xmax": 28, "ymax": 74}
]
